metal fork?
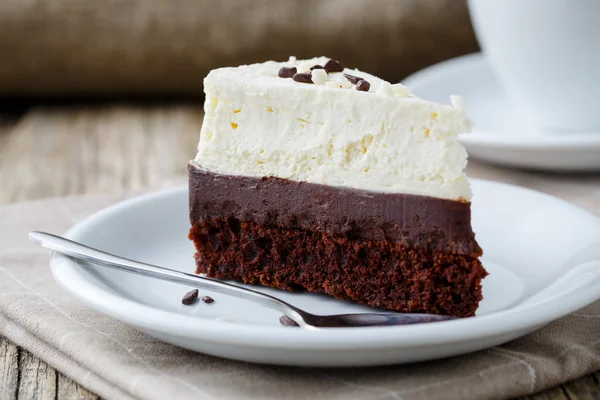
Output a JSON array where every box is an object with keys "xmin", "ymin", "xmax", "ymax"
[{"xmin": 29, "ymin": 231, "xmax": 455, "ymax": 329}]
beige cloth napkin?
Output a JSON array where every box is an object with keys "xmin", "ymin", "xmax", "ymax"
[{"xmin": 0, "ymin": 191, "xmax": 599, "ymax": 400}]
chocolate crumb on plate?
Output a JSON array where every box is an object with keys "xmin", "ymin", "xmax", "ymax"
[
  {"xmin": 310, "ymin": 65, "xmax": 325, "ymax": 71},
  {"xmin": 279, "ymin": 315, "xmax": 300, "ymax": 327},
  {"xmin": 343, "ymin": 73, "xmax": 363, "ymax": 85},
  {"xmin": 182, "ymin": 289, "xmax": 199, "ymax": 305},
  {"xmin": 356, "ymin": 80, "xmax": 371, "ymax": 92},
  {"xmin": 202, "ymin": 295, "xmax": 215, "ymax": 304},
  {"xmin": 292, "ymin": 72, "xmax": 313, "ymax": 84},
  {"xmin": 324, "ymin": 59, "xmax": 344, "ymax": 73},
  {"xmin": 278, "ymin": 66, "xmax": 297, "ymax": 78}
]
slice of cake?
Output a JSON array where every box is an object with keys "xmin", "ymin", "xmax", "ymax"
[{"xmin": 188, "ymin": 56, "xmax": 487, "ymax": 318}]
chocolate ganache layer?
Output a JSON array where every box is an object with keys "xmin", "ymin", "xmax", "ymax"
[{"xmin": 188, "ymin": 162, "xmax": 481, "ymax": 256}]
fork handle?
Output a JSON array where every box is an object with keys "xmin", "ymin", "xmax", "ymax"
[{"xmin": 29, "ymin": 231, "xmax": 311, "ymax": 328}]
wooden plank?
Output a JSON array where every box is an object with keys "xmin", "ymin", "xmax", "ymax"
[
  {"xmin": 0, "ymin": 338, "xmax": 99, "ymax": 400},
  {"xmin": 0, "ymin": 337, "xmax": 19, "ymax": 400},
  {"xmin": 57, "ymin": 372, "xmax": 100, "ymax": 400},
  {"xmin": 17, "ymin": 349, "xmax": 56, "ymax": 400},
  {"xmin": 0, "ymin": 104, "xmax": 202, "ymax": 205}
]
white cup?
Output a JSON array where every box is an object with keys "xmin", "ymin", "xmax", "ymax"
[{"xmin": 467, "ymin": 0, "xmax": 600, "ymax": 132}]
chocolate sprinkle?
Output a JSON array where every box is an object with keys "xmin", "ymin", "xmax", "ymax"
[
  {"xmin": 324, "ymin": 59, "xmax": 344, "ymax": 73},
  {"xmin": 202, "ymin": 296, "xmax": 214, "ymax": 304},
  {"xmin": 279, "ymin": 315, "xmax": 300, "ymax": 327},
  {"xmin": 356, "ymin": 80, "xmax": 371, "ymax": 92},
  {"xmin": 292, "ymin": 72, "xmax": 313, "ymax": 84},
  {"xmin": 310, "ymin": 65, "xmax": 325, "ymax": 71},
  {"xmin": 278, "ymin": 66, "xmax": 297, "ymax": 78},
  {"xmin": 182, "ymin": 289, "xmax": 199, "ymax": 305},
  {"xmin": 343, "ymin": 73, "xmax": 363, "ymax": 85}
]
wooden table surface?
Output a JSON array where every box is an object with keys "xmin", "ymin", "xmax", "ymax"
[{"xmin": 0, "ymin": 103, "xmax": 598, "ymax": 400}]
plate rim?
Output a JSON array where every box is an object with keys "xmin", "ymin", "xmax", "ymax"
[
  {"xmin": 402, "ymin": 52, "xmax": 600, "ymax": 150},
  {"xmin": 49, "ymin": 180, "xmax": 600, "ymax": 350}
]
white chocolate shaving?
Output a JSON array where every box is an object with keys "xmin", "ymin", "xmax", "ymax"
[{"xmin": 311, "ymin": 69, "xmax": 329, "ymax": 85}]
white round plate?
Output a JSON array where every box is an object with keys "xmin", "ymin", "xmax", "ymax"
[
  {"xmin": 402, "ymin": 53, "xmax": 600, "ymax": 171},
  {"xmin": 50, "ymin": 181, "xmax": 600, "ymax": 367}
]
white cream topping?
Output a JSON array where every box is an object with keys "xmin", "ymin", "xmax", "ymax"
[{"xmin": 194, "ymin": 57, "xmax": 472, "ymax": 200}]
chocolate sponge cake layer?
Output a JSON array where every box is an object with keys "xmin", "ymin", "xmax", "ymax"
[
  {"xmin": 188, "ymin": 163, "xmax": 486, "ymax": 317},
  {"xmin": 190, "ymin": 218, "xmax": 486, "ymax": 317}
]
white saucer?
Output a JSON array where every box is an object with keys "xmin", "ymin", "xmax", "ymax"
[
  {"xmin": 402, "ymin": 53, "xmax": 600, "ymax": 171},
  {"xmin": 50, "ymin": 182, "xmax": 600, "ymax": 367}
]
